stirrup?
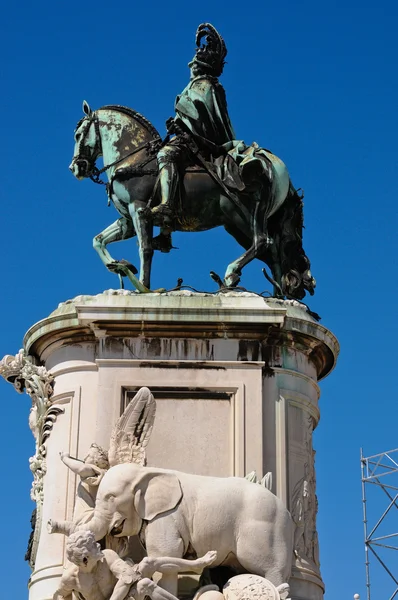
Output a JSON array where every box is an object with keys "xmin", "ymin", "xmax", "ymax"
[
  {"xmin": 151, "ymin": 204, "xmax": 173, "ymax": 217},
  {"xmin": 151, "ymin": 204, "xmax": 174, "ymax": 227},
  {"xmin": 137, "ymin": 206, "xmax": 152, "ymax": 220}
]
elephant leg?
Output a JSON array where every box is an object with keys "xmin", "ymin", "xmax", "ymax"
[
  {"xmin": 144, "ymin": 522, "xmax": 185, "ymax": 597},
  {"xmin": 276, "ymin": 583, "xmax": 291, "ymax": 600},
  {"xmin": 235, "ymin": 522, "xmax": 291, "ymax": 589},
  {"xmin": 133, "ymin": 578, "xmax": 180, "ymax": 600},
  {"xmin": 155, "ymin": 573, "xmax": 178, "ymax": 598}
]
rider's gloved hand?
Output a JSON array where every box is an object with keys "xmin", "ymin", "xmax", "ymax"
[{"xmin": 165, "ymin": 117, "xmax": 176, "ymax": 134}]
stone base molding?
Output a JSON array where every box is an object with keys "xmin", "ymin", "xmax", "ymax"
[{"xmin": 4, "ymin": 291, "xmax": 338, "ymax": 600}]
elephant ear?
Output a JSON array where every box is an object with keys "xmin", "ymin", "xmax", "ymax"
[{"xmin": 133, "ymin": 471, "xmax": 182, "ymax": 522}]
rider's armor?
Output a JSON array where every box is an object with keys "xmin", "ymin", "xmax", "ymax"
[{"xmin": 153, "ymin": 23, "xmax": 234, "ymax": 223}]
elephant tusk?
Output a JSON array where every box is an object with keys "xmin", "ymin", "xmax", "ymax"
[{"xmin": 110, "ymin": 519, "xmax": 126, "ymax": 536}]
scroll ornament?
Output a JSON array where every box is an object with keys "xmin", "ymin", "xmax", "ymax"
[{"xmin": 0, "ymin": 349, "xmax": 63, "ymax": 567}]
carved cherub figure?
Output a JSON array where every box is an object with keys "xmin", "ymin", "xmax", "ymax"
[
  {"xmin": 54, "ymin": 387, "xmax": 156, "ymax": 538},
  {"xmin": 53, "ymin": 530, "xmax": 217, "ymax": 600},
  {"xmin": 61, "ymin": 443, "xmax": 109, "ymax": 526}
]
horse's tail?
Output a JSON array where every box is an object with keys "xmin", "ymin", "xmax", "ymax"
[{"xmin": 263, "ymin": 183, "xmax": 316, "ymax": 300}]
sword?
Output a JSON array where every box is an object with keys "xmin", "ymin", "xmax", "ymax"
[{"xmin": 167, "ymin": 119, "xmax": 251, "ymax": 222}]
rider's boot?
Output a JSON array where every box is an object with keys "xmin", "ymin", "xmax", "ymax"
[{"xmin": 151, "ymin": 162, "xmax": 179, "ymax": 227}]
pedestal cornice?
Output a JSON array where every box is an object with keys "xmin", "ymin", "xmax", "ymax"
[{"xmin": 23, "ymin": 290, "xmax": 339, "ymax": 380}]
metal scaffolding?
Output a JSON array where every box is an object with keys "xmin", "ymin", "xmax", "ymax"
[{"xmin": 361, "ymin": 448, "xmax": 398, "ymax": 600}]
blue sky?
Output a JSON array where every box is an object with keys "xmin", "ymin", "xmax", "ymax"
[{"xmin": 1, "ymin": 1, "xmax": 397, "ymax": 597}]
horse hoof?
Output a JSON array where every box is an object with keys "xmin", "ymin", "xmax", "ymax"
[
  {"xmin": 107, "ymin": 260, "xmax": 138, "ymax": 275},
  {"xmin": 224, "ymin": 273, "xmax": 241, "ymax": 288},
  {"xmin": 118, "ymin": 259, "xmax": 138, "ymax": 274}
]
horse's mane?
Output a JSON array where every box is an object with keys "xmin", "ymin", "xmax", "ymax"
[{"xmin": 99, "ymin": 105, "xmax": 160, "ymax": 139}]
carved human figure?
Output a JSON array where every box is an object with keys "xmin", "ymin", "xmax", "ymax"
[
  {"xmin": 308, "ymin": 452, "xmax": 320, "ymax": 566},
  {"xmin": 49, "ymin": 462, "xmax": 294, "ymax": 596},
  {"xmin": 60, "ymin": 446, "xmax": 130, "ymax": 556},
  {"xmin": 50, "ymin": 387, "xmax": 293, "ymax": 594},
  {"xmin": 150, "ymin": 23, "xmax": 273, "ymax": 234},
  {"xmin": 58, "ymin": 387, "xmax": 156, "ymax": 535},
  {"xmin": 151, "ymin": 23, "xmax": 235, "ymax": 227},
  {"xmin": 60, "ymin": 444, "xmax": 109, "ymax": 526},
  {"xmin": 291, "ymin": 453, "xmax": 319, "ymax": 568},
  {"xmin": 53, "ymin": 530, "xmax": 217, "ymax": 600},
  {"xmin": 292, "ymin": 463, "xmax": 310, "ymax": 557}
]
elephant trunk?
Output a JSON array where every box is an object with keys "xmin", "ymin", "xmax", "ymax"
[
  {"xmin": 75, "ymin": 512, "xmax": 110, "ymax": 541},
  {"xmin": 48, "ymin": 512, "xmax": 110, "ymax": 541}
]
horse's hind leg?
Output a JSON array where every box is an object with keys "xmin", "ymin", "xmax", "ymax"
[
  {"xmin": 223, "ymin": 201, "xmax": 270, "ymax": 287},
  {"xmin": 224, "ymin": 237, "xmax": 270, "ymax": 287},
  {"xmin": 93, "ymin": 217, "xmax": 135, "ymax": 271}
]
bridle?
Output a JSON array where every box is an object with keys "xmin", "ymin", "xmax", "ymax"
[
  {"xmin": 71, "ymin": 114, "xmax": 99, "ymax": 179},
  {"xmin": 72, "ymin": 112, "xmax": 164, "ymax": 187}
]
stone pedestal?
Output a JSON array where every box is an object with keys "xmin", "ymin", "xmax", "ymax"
[{"xmin": 18, "ymin": 290, "xmax": 338, "ymax": 600}]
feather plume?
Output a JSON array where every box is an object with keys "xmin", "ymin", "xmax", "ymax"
[{"xmin": 108, "ymin": 387, "xmax": 156, "ymax": 467}]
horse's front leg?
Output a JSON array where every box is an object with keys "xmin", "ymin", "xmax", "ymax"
[
  {"xmin": 93, "ymin": 217, "xmax": 150, "ymax": 292},
  {"xmin": 129, "ymin": 202, "xmax": 154, "ymax": 290},
  {"xmin": 93, "ymin": 217, "xmax": 135, "ymax": 270}
]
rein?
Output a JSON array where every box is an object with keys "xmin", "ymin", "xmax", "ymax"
[
  {"xmin": 76, "ymin": 112, "xmax": 163, "ymax": 186},
  {"xmin": 90, "ymin": 135, "xmax": 162, "ymax": 185}
]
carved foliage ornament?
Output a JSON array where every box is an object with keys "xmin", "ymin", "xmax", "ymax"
[{"xmin": 0, "ymin": 349, "xmax": 63, "ymax": 567}]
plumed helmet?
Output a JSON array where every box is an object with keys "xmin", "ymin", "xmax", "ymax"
[{"xmin": 189, "ymin": 23, "xmax": 227, "ymax": 77}]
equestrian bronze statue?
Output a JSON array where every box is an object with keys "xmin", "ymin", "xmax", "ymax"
[{"xmin": 69, "ymin": 23, "xmax": 315, "ymax": 298}]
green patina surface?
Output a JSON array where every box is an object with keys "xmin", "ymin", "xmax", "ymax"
[{"xmin": 69, "ymin": 24, "xmax": 315, "ymax": 301}]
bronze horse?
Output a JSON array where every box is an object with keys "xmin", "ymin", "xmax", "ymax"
[{"xmin": 70, "ymin": 102, "xmax": 315, "ymax": 297}]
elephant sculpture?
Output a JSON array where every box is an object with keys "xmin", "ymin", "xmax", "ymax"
[{"xmin": 49, "ymin": 463, "xmax": 294, "ymax": 596}]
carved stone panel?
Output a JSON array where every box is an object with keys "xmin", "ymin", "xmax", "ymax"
[{"xmin": 124, "ymin": 387, "xmax": 235, "ymax": 477}]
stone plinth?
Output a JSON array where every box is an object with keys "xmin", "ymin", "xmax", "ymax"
[{"xmin": 21, "ymin": 290, "xmax": 338, "ymax": 600}]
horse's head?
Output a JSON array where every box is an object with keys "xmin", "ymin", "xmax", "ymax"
[{"xmin": 69, "ymin": 101, "xmax": 101, "ymax": 179}]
